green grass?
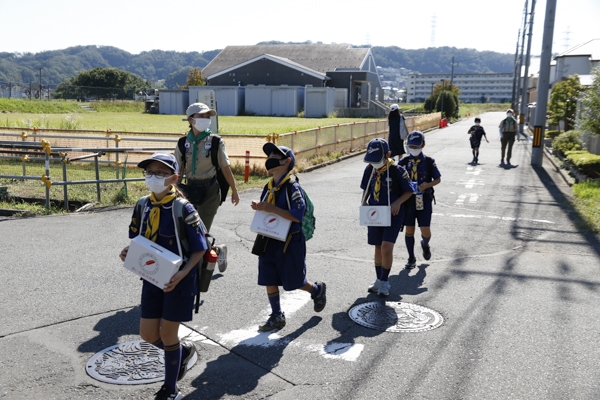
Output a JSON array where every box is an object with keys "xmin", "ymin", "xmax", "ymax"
[
  {"xmin": 572, "ymin": 181, "xmax": 600, "ymax": 233},
  {"xmin": 0, "ymin": 98, "xmax": 83, "ymax": 113},
  {"xmin": 458, "ymin": 103, "xmax": 511, "ymax": 119}
]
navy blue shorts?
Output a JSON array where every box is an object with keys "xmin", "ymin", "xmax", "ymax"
[
  {"xmin": 140, "ymin": 267, "xmax": 197, "ymax": 322},
  {"xmin": 367, "ymin": 216, "xmax": 403, "ymax": 245},
  {"xmin": 258, "ymin": 232, "xmax": 307, "ymax": 291},
  {"xmin": 404, "ymin": 200, "xmax": 433, "ymax": 227}
]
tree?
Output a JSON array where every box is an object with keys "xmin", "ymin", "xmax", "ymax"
[
  {"xmin": 178, "ymin": 68, "xmax": 205, "ymax": 89},
  {"xmin": 425, "ymin": 80, "xmax": 460, "ymax": 118},
  {"xmin": 580, "ymin": 67, "xmax": 600, "ymax": 136},
  {"xmin": 54, "ymin": 67, "xmax": 150, "ymax": 100},
  {"xmin": 547, "ymin": 74, "xmax": 582, "ymax": 132}
]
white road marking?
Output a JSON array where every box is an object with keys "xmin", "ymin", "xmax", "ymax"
[
  {"xmin": 465, "ymin": 166, "xmax": 483, "ymax": 175},
  {"xmin": 456, "ymin": 179, "xmax": 485, "ymax": 189},
  {"xmin": 455, "ymin": 193, "xmax": 479, "ymax": 206},
  {"xmin": 433, "ymin": 212, "xmax": 554, "ymax": 224}
]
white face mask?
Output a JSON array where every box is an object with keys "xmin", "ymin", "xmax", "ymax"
[
  {"xmin": 371, "ymin": 160, "xmax": 385, "ymax": 169},
  {"xmin": 475, "ymin": 123, "xmax": 480, "ymax": 126},
  {"xmin": 507, "ymin": 113, "xmax": 513, "ymax": 117},
  {"xmin": 145, "ymin": 176, "xmax": 171, "ymax": 194},
  {"xmin": 193, "ymin": 118, "xmax": 211, "ymax": 132},
  {"xmin": 409, "ymin": 148, "xmax": 422, "ymax": 157}
]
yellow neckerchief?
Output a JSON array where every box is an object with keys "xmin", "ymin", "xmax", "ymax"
[
  {"xmin": 374, "ymin": 158, "xmax": 394, "ymax": 202},
  {"xmin": 266, "ymin": 173, "xmax": 291, "ymax": 205},
  {"xmin": 409, "ymin": 156, "xmax": 421, "ymax": 181},
  {"xmin": 145, "ymin": 187, "xmax": 178, "ymax": 242}
]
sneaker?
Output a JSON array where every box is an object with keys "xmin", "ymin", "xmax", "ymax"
[
  {"xmin": 377, "ymin": 280, "xmax": 391, "ymax": 296},
  {"xmin": 501, "ymin": 158, "xmax": 505, "ymax": 165},
  {"xmin": 154, "ymin": 385, "xmax": 182, "ymax": 400},
  {"xmin": 421, "ymin": 242, "xmax": 431, "ymax": 261},
  {"xmin": 259, "ymin": 312, "xmax": 286, "ymax": 331},
  {"xmin": 507, "ymin": 160, "xmax": 511, "ymax": 166},
  {"xmin": 177, "ymin": 341, "xmax": 197, "ymax": 381},
  {"xmin": 367, "ymin": 279, "xmax": 381, "ymax": 293},
  {"xmin": 312, "ymin": 281, "xmax": 327, "ymax": 312},
  {"xmin": 216, "ymin": 244, "xmax": 227, "ymax": 272},
  {"xmin": 405, "ymin": 257, "xmax": 417, "ymax": 269}
]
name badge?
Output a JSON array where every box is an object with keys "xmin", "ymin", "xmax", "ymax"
[{"xmin": 204, "ymin": 142, "xmax": 212, "ymax": 150}]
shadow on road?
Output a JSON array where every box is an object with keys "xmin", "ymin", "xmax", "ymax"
[{"xmin": 78, "ymin": 307, "xmax": 140, "ymax": 354}]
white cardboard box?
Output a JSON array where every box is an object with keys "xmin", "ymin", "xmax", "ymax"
[
  {"xmin": 123, "ymin": 235, "xmax": 183, "ymax": 289},
  {"xmin": 359, "ymin": 205, "xmax": 392, "ymax": 227},
  {"xmin": 250, "ymin": 210, "xmax": 292, "ymax": 241}
]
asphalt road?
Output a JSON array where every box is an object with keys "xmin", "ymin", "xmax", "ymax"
[{"xmin": 1, "ymin": 112, "xmax": 599, "ymax": 400}]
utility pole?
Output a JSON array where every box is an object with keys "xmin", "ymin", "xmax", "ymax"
[
  {"xmin": 39, "ymin": 68, "xmax": 42, "ymax": 100},
  {"xmin": 515, "ymin": 0, "xmax": 529, "ymax": 114},
  {"xmin": 450, "ymin": 56, "xmax": 457, "ymax": 85},
  {"xmin": 519, "ymin": 0, "xmax": 536, "ymax": 139},
  {"xmin": 511, "ymin": 27, "xmax": 521, "ymax": 111},
  {"xmin": 532, "ymin": 0, "xmax": 556, "ymax": 166}
]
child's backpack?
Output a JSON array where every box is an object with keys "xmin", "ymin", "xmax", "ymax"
[
  {"xmin": 273, "ymin": 175, "xmax": 316, "ymax": 241},
  {"xmin": 133, "ymin": 195, "xmax": 213, "ymax": 313}
]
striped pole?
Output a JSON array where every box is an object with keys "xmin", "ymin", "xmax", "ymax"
[{"xmin": 244, "ymin": 151, "xmax": 250, "ymax": 183}]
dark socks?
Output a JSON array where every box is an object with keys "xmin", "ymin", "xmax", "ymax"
[
  {"xmin": 405, "ymin": 234, "xmax": 415, "ymax": 258},
  {"xmin": 380, "ymin": 267, "xmax": 391, "ymax": 281},
  {"xmin": 151, "ymin": 339, "xmax": 164, "ymax": 349},
  {"xmin": 422, "ymin": 236, "xmax": 431, "ymax": 246},
  {"xmin": 375, "ymin": 264, "xmax": 382, "ymax": 279},
  {"xmin": 268, "ymin": 290, "xmax": 282, "ymax": 315},
  {"xmin": 164, "ymin": 342, "xmax": 181, "ymax": 392}
]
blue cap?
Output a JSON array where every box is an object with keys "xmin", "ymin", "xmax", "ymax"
[
  {"xmin": 364, "ymin": 138, "xmax": 389, "ymax": 163},
  {"xmin": 138, "ymin": 152, "xmax": 179, "ymax": 173},
  {"xmin": 263, "ymin": 142, "xmax": 295, "ymax": 170},
  {"xmin": 407, "ymin": 131, "xmax": 425, "ymax": 147}
]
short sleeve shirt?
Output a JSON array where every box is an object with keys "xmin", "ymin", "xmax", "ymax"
[
  {"xmin": 360, "ymin": 164, "xmax": 413, "ymax": 206},
  {"xmin": 402, "ymin": 154, "xmax": 442, "ymax": 186},
  {"xmin": 260, "ymin": 179, "xmax": 305, "ymax": 232},
  {"xmin": 174, "ymin": 132, "xmax": 230, "ymax": 180}
]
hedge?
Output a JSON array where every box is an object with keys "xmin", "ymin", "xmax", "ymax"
[{"xmin": 565, "ymin": 150, "xmax": 600, "ymax": 179}]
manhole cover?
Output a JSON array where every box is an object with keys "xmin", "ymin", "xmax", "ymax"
[
  {"xmin": 86, "ymin": 340, "xmax": 197, "ymax": 385},
  {"xmin": 348, "ymin": 301, "xmax": 444, "ymax": 333}
]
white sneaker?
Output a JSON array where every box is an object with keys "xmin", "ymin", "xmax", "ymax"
[
  {"xmin": 377, "ymin": 280, "xmax": 391, "ymax": 297},
  {"xmin": 368, "ymin": 279, "xmax": 381, "ymax": 293},
  {"xmin": 216, "ymin": 244, "xmax": 227, "ymax": 272}
]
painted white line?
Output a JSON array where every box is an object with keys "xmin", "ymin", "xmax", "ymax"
[
  {"xmin": 456, "ymin": 179, "xmax": 485, "ymax": 189},
  {"xmin": 433, "ymin": 212, "xmax": 554, "ymax": 224},
  {"xmin": 465, "ymin": 166, "xmax": 483, "ymax": 175},
  {"xmin": 455, "ymin": 193, "xmax": 480, "ymax": 206}
]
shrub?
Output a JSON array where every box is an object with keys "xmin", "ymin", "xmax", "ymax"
[
  {"xmin": 545, "ymin": 130, "xmax": 561, "ymax": 139},
  {"xmin": 552, "ymin": 130, "xmax": 583, "ymax": 156},
  {"xmin": 565, "ymin": 150, "xmax": 600, "ymax": 179}
]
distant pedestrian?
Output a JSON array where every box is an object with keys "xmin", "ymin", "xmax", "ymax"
[
  {"xmin": 251, "ymin": 143, "xmax": 326, "ymax": 331},
  {"xmin": 119, "ymin": 152, "xmax": 208, "ymax": 400},
  {"xmin": 467, "ymin": 117, "xmax": 489, "ymax": 164},
  {"xmin": 361, "ymin": 138, "xmax": 413, "ymax": 296},
  {"xmin": 498, "ymin": 109, "xmax": 518, "ymax": 165},
  {"xmin": 387, "ymin": 104, "xmax": 408, "ymax": 160},
  {"xmin": 399, "ymin": 131, "xmax": 442, "ymax": 269}
]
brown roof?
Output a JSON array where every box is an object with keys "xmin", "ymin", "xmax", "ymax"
[{"xmin": 202, "ymin": 44, "xmax": 371, "ymax": 77}]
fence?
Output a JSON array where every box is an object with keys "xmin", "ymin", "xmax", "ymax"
[{"xmin": 0, "ymin": 113, "xmax": 441, "ymax": 209}]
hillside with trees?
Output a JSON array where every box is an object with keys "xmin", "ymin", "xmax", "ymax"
[{"xmin": 0, "ymin": 44, "xmax": 514, "ymax": 90}]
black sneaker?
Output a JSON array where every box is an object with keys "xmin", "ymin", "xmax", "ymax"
[
  {"xmin": 311, "ymin": 281, "xmax": 327, "ymax": 312},
  {"xmin": 405, "ymin": 257, "xmax": 417, "ymax": 269},
  {"xmin": 421, "ymin": 242, "xmax": 431, "ymax": 261},
  {"xmin": 177, "ymin": 341, "xmax": 196, "ymax": 381},
  {"xmin": 259, "ymin": 312, "xmax": 286, "ymax": 331},
  {"xmin": 154, "ymin": 385, "xmax": 182, "ymax": 400}
]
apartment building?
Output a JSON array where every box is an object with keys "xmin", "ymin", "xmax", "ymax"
[{"xmin": 406, "ymin": 73, "xmax": 513, "ymax": 104}]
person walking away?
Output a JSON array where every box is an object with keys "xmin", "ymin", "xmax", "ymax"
[
  {"xmin": 467, "ymin": 117, "xmax": 489, "ymax": 164},
  {"xmin": 119, "ymin": 152, "xmax": 209, "ymax": 400},
  {"xmin": 251, "ymin": 143, "xmax": 326, "ymax": 331},
  {"xmin": 399, "ymin": 131, "xmax": 442, "ymax": 269},
  {"xmin": 174, "ymin": 102, "xmax": 240, "ymax": 272},
  {"xmin": 387, "ymin": 104, "xmax": 408, "ymax": 161},
  {"xmin": 498, "ymin": 108, "xmax": 518, "ymax": 165},
  {"xmin": 361, "ymin": 138, "xmax": 413, "ymax": 296}
]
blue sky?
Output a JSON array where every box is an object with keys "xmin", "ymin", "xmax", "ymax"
[{"xmin": 1, "ymin": 0, "xmax": 598, "ymax": 56}]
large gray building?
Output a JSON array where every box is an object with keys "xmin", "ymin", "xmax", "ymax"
[{"xmin": 406, "ymin": 73, "xmax": 513, "ymax": 104}]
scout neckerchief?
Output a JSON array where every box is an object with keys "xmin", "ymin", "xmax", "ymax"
[
  {"xmin": 408, "ymin": 155, "xmax": 422, "ymax": 181},
  {"xmin": 373, "ymin": 158, "xmax": 394, "ymax": 202},
  {"xmin": 186, "ymin": 129, "xmax": 211, "ymax": 176},
  {"xmin": 145, "ymin": 187, "xmax": 177, "ymax": 242},
  {"xmin": 266, "ymin": 172, "xmax": 291, "ymax": 205}
]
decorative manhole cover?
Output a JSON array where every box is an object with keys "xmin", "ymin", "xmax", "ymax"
[
  {"xmin": 86, "ymin": 340, "xmax": 197, "ymax": 385},
  {"xmin": 348, "ymin": 301, "xmax": 444, "ymax": 333}
]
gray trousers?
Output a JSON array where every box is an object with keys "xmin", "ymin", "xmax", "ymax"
[{"xmin": 191, "ymin": 180, "xmax": 221, "ymax": 233}]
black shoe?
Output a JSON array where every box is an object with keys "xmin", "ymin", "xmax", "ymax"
[
  {"xmin": 154, "ymin": 385, "xmax": 182, "ymax": 400},
  {"xmin": 421, "ymin": 242, "xmax": 431, "ymax": 261},
  {"xmin": 259, "ymin": 312, "xmax": 286, "ymax": 331},
  {"xmin": 312, "ymin": 281, "xmax": 327, "ymax": 312},
  {"xmin": 405, "ymin": 257, "xmax": 417, "ymax": 269},
  {"xmin": 177, "ymin": 341, "xmax": 196, "ymax": 381},
  {"xmin": 500, "ymin": 158, "xmax": 505, "ymax": 165},
  {"xmin": 507, "ymin": 160, "xmax": 511, "ymax": 165},
  {"xmin": 474, "ymin": 157, "xmax": 478, "ymax": 164}
]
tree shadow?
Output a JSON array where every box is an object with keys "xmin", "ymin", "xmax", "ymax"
[
  {"xmin": 78, "ymin": 307, "xmax": 140, "ymax": 353},
  {"xmin": 186, "ymin": 316, "xmax": 322, "ymax": 399}
]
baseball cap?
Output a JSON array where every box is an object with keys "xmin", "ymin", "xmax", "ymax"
[
  {"xmin": 263, "ymin": 142, "xmax": 295, "ymax": 170},
  {"xmin": 137, "ymin": 152, "xmax": 179, "ymax": 173},
  {"xmin": 406, "ymin": 131, "xmax": 425, "ymax": 147},
  {"xmin": 364, "ymin": 138, "xmax": 389, "ymax": 163},
  {"xmin": 390, "ymin": 104, "xmax": 399, "ymax": 111},
  {"xmin": 185, "ymin": 102, "xmax": 217, "ymax": 119}
]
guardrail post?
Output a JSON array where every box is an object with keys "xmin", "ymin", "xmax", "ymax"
[
  {"xmin": 94, "ymin": 155, "xmax": 101, "ymax": 202},
  {"xmin": 244, "ymin": 151, "xmax": 250, "ymax": 183},
  {"xmin": 44, "ymin": 152, "xmax": 50, "ymax": 210},
  {"xmin": 62, "ymin": 159, "xmax": 69, "ymax": 211}
]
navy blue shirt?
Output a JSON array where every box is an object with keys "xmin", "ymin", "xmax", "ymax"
[
  {"xmin": 260, "ymin": 178, "xmax": 305, "ymax": 233},
  {"xmin": 129, "ymin": 198, "xmax": 208, "ymax": 257},
  {"xmin": 360, "ymin": 162, "xmax": 413, "ymax": 206}
]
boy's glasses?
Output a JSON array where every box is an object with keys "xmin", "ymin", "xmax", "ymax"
[{"xmin": 143, "ymin": 171, "xmax": 174, "ymax": 178}]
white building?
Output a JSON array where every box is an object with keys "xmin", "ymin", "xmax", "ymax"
[{"xmin": 406, "ymin": 73, "xmax": 513, "ymax": 104}]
